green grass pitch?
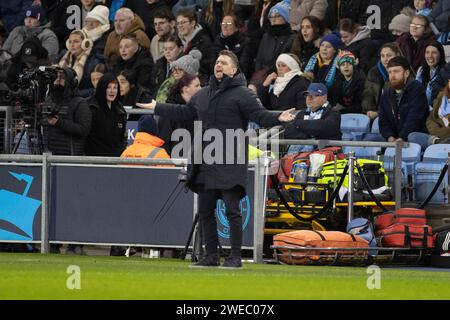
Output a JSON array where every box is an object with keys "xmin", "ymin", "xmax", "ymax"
[{"xmin": 1, "ymin": 253, "xmax": 450, "ymax": 300}]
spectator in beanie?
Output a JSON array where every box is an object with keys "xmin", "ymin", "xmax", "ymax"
[
  {"xmin": 389, "ymin": 8, "xmax": 414, "ymax": 40},
  {"xmin": 248, "ymin": 0, "xmax": 295, "ymax": 91},
  {"xmin": 329, "ymin": 51, "xmax": 366, "ymax": 114},
  {"xmin": 2, "ymin": 5, "xmax": 59, "ymax": 62},
  {"xmin": 155, "ymin": 49, "xmax": 201, "ymax": 102},
  {"xmin": 257, "ymin": 53, "xmax": 309, "ymax": 111},
  {"xmin": 304, "ymin": 31, "xmax": 342, "ymax": 89}
]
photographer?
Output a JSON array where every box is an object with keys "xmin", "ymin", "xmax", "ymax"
[{"xmin": 45, "ymin": 67, "xmax": 92, "ymax": 156}]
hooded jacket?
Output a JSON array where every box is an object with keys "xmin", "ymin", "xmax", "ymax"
[
  {"xmin": 45, "ymin": 68, "xmax": 92, "ymax": 155},
  {"xmin": 85, "ymin": 73, "xmax": 127, "ymax": 156},
  {"xmin": 104, "ymin": 14, "xmax": 151, "ymax": 68},
  {"xmin": 343, "ymin": 26, "xmax": 377, "ymax": 73},
  {"xmin": 155, "ymin": 72, "xmax": 281, "ymax": 194}
]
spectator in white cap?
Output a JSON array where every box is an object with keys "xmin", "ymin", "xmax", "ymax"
[
  {"xmin": 156, "ymin": 49, "xmax": 202, "ymax": 102},
  {"xmin": 258, "ymin": 53, "xmax": 310, "ymax": 111},
  {"xmin": 2, "ymin": 4, "xmax": 59, "ymax": 61}
]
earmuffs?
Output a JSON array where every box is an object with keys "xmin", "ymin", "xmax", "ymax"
[{"xmin": 66, "ymin": 29, "xmax": 93, "ymax": 51}]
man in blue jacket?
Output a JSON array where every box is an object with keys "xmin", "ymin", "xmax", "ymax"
[{"xmin": 378, "ymin": 56, "xmax": 429, "ymax": 142}]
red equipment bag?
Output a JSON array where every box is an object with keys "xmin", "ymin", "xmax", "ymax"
[
  {"xmin": 374, "ymin": 208, "xmax": 427, "ymax": 231},
  {"xmin": 376, "ymin": 224, "xmax": 434, "ymax": 248}
]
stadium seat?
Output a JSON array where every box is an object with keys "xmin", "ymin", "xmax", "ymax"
[
  {"xmin": 383, "ymin": 142, "xmax": 422, "ymax": 201},
  {"xmin": 342, "ymin": 146, "xmax": 381, "ymax": 160},
  {"xmin": 371, "ymin": 117, "xmax": 380, "ymax": 134},
  {"xmin": 340, "ymin": 114, "xmax": 370, "ymax": 141},
  {"xmin": 415, "ymin": 144, "xmax": 450, "ymax": 204}
]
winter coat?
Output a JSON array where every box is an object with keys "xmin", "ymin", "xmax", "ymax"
[
  {"xmin": 104, "ymin": 14, "xmax": 151, "ymax": 68},
  {"xmin": 0, "ymin": 0, "xmax": 32, "ymax": 33},
  {"xmin": 120, "ymin": 132, "xmax": 170, "ymax": 159},
  {"xmin": 426, "ymin": 92, "xmax": 450, "ymax": 141},
  {"xmin": 289, "ymin": 0, "xmax": 328, "ymax": 32},
  {"xmin": 85, "ymin": 73, "xmax": 127, "ymax": 156},
  {"xmin": 211, "ymin": 31, "xmax": 253, "ymax": 78},
  {"xmin": 427, "ymin": 0, "xmax": 450, "ymax": 33},
  {"xmin": 396, "ymin": 32, "xmax": 435, "ymax": 72},
  {"xmin": 150, "ymin": 55, "xmax": 172, "ymax": 97},
  {"xmin": 283, "ymin": 102, "xmax": 342, "ymax": 140},
  {"xmin": 45, "ymin": 69, "xmax": 92, "ymax": 156},
  {"xmin": 78, "ymin": 32, "xmax": 108, "ymax": 92},
  {"xmin": 121, "ymin": 85, "xmax": 153, "ymax": 121},
  {"xmin": 343, "ymin": 26, "xmax": 377, "ymax": 73},
  {"xmin": 324, "ymin": 0, "xmax": 365, "ymax": 31},
  {"xmin": 378, "ymin": 79, "xmax": 429, "ymax": 141},
  {"xmin": 361, "ymin": 63, "xmax": 389, "ymax": 114},
  {"xmin": 154, "ymin": 72, "xmax": 281, "ymax": 193},
  {"xmin": 113, "ymin": 47, "xmax": 154, "ymax": 89},
  {"xmin": 329, "ymin": 68, "xmax": 366, "ymax": 114},
  {"xmin": 2, "ymin": 23, "xmax": 59, "ymax": 61},
  {"xmin": 431, "ymin": 62, "xmax": 450, "ymax": 105},
  {"xmin": 181, "ymin": 25, "xmax": 213, "ymax": 84},
  {"xmin": 291, "ymin": 37, "xmax": 321, "ymax": 70},
  {"xmin": 257, "ymin": 74, "xmax": 310, "ymax": 111},
  {"xmin": 251, "ymin": 23, "xmax": 296, "ymax": 85}
]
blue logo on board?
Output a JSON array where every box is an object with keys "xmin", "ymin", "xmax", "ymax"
[{"xmin": 0, "ymin": 172, "xmax": 41, "ymax": 240}]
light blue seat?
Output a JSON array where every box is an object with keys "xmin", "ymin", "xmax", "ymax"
[
  {"xmin": 371, "ymin": 117, "xmax": 380, "ymax": 134},
  {"xmin": 341, "ymin": 113, "xmax": 370, "ymax": 141},
  {"xmin": 415, "ymin": 144, "xmax": 450, "ymax": 204},
  {"xmin": 342, "ymin": 146, "xmax": 381, "ymax": 160}
]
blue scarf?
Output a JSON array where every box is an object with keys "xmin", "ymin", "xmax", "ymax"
[
  {"xmin": 416, "ymin": 67, "xmax": 438, "ymax": 106},
  {"xmin": 304, "ymin": 53, "xmax": 339, "ymax": 88},
  {"xmin": 377, "ymin": 62, "xmax": 388, "ymax": 82},
  {"xmin": 439, "ymin": 95, "xmax": 450, "ymax": 119}
]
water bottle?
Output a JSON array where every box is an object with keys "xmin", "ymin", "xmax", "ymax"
[{"xmin": 292, "ymin": 162, "xmax": 308, "ymax": 184}]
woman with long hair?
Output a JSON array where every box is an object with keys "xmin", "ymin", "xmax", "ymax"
[
  {"xmin": 201, "ymin": 0, "xmax": 236, "ymax": 39},
  {"xmin": 416, "ymin": 41, "xmax": 446, "ymax": 107},
  {"xmin": 290, "ymin": 16, "xmax": 325, "ymax": 70}
]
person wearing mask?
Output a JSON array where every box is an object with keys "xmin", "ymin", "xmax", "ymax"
[
  {"xmin": 290, "ymin": 15, "xmax": 327, "ymax": 70},
  {"xmin": 378, "ymin": 56, "xmax": 429, "ymax": 142},
  {"xmin": 303, "ymin": 31, "xmax": 342, "ymax": 89},
  {"xmin": 150, "ymin": 35, "xmax": 185, "ymax": 96},
  {"xmin": 258, "ymin": 53, "xmax": 309, "ymax": 111},
  {"xmin": 136, "ymin": 50, "xmax": 296, "ymax": 268},
  {"xmin": 362, "ymin": 42, "xmax": 403, "ymax": 121},
  {"xmin": 85, "ymin": 73, "xmax": 127, "ymax": 156}
]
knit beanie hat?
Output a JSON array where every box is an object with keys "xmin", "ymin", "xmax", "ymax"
[
  {"xmin": 85, "ymin": 5, "xmax": 110, "ymax": 26},
  {"xmin": 389, "ymin": 14, "xmax": 412, "ymax": 34},
  {"xmin": 320, "ymin": 32, "xmax": 342, "ymax": 51},
  {"xmin": 268, "ymin": 0, "xmax": 291, "ymax": 23},
  {"xmin": 24, "ymin": 5, "xmax": 47, "ymax": 24},
  {"xmin": 337, "ymin": 51, "xmax": 356, "ymax": 66},
  {"xmin": 138, "ymin": 115, "xmax": 158, "ymax": 136},
  {"xmin": 276, "ymin": 53, "xmax": 301, "ymax": 72},
  {"xmin": 170, "ymin": 50, "xmax": 202, "ymax": 75}
]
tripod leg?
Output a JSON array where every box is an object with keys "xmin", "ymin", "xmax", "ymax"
[
  {"xmin": 180, "ymin": 213, "xmax": 199, "ymax": 260},
  {"xmin": 12, "ymin": 128, "xmax": 26, "ymax": 154}
]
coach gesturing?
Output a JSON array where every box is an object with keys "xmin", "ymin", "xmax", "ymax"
[{"xmin": 137, "ymin": 50, "xmax": 295, "ymax": 268}]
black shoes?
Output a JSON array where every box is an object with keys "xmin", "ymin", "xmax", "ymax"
[
  {"xmin": 220, "ymin": 256, "xmax": 242, "ymax": 269},
  {"xmin": 190, "ymin": 255, "xmax": 220, "ymax": 268}
]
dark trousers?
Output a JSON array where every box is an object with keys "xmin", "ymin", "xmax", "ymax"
[{"xmin": 198, "ymin": 186, "xmax": 243, "ymax": 258}]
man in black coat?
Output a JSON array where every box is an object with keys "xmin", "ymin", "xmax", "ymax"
[
  {"xmin": 137, "ymin": 50, "xmax": 295, "ymax": 268},
  {"xmin": 45, "ymin": 67, "xmax": 92, "ymax": 155},
  {"xmin": 284, "ymin": 83, "xmax": 342, "ymax": 141}
]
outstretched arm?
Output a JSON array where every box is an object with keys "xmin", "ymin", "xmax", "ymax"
[{"xmin": 136, "ymin": 99, "xmax": 198, "ymax": 121}]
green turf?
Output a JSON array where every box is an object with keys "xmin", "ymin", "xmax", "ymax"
[{"xmin": 1, "ymin": 253, "xmax": 450, "ymax": 300}]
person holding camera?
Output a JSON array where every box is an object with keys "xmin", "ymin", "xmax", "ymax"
[{"xmin": 45, "ymin": 67, "xmax": 92, "ymax": 156}]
